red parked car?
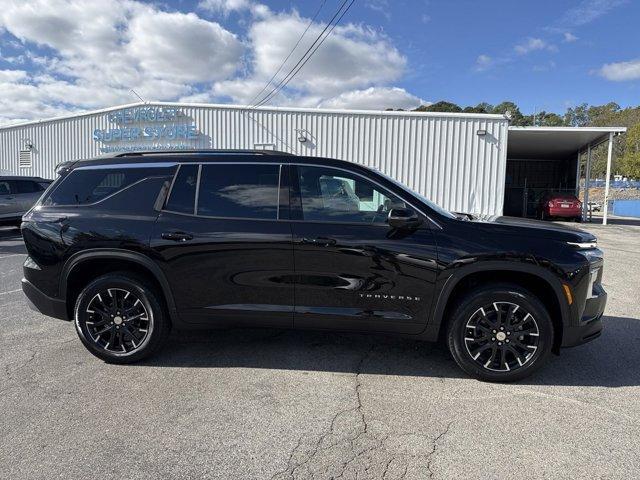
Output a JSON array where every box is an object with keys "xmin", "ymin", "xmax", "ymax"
[{"xmin": 538, "ymin": 192, "xmax": 582, "ymax": 221}]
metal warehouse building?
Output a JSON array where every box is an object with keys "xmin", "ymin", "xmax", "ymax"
[{"xmin": 0, "ymin": 102, "xmax": 625, "ymax": 222}]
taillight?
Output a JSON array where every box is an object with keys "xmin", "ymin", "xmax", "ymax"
[{"xmin": 548, "ymin": 201, "xmax": 555, "ymax": 207}]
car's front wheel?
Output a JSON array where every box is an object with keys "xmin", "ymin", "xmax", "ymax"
[
  {"xmin": 74, "ymin": 272, "xmax": 171, "ymax": 363},
  {"xmin": 447, "ymin": 284, "xmax": 553, "ymax": 382}
]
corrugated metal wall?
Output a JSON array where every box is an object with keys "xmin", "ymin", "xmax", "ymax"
[{"xmin": 0, "ymin": 102, "xmax": 509, "ymax": 215}]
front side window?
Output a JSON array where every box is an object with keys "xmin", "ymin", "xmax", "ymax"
[
  {"xmin": 43, "ymin": 167, "xmax": 157, "ymax": 206},
  {"xmin": 197, "ymin": 164, "xmax": 280, "ymax": 219},
  {"xmin": 297, "ymin": 166, "xmax": 405, "ymax": 224}
]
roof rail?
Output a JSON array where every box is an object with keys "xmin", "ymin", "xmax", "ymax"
[{"xmin": 114, "ymin": 149, "xmax": 293, "ymax": 157}]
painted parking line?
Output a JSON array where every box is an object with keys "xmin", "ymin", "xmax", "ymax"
[{"xmin": 0, "ymin": 254, "xmax": 26, "ymax": 259}]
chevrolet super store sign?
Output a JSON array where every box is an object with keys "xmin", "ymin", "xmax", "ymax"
[{"xmin": 93, "ymin": 106, "xmax": 201, "ymax": 153}]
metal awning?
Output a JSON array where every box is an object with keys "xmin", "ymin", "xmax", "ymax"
[
  {"xmin": 507, "ymin": 126, "xmax": 627, "ymax": 225},
  {"xmin": 508, "ymin": 126, "xmax": 627, "ymax": 159}
]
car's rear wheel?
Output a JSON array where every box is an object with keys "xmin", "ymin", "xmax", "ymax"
[
  {"xmin": 74, "ymin": 272, "xmax": 171, "ymax": 363},
  {"xmin": 447, "ymin": 284, "xmax": 553, "ymax": 382}
]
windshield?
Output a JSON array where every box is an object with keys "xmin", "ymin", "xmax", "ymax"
[{"xmin": 370, "ymin": 167, "xmax": 457, "ymax": 219}]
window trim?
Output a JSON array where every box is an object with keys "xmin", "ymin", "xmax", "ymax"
[
  {"xmin": 289, "ymin": 163, "xmax": 429, "ymax": 227},
  {"xmin": 162, "ymin": 161, "xmax": 286, "ymax": 222}
]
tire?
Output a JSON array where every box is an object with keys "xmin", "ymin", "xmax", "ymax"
[
  {"xmin": 74, "ymin": 272, "xmax": 171, "ymax": 364},
  {"xmin": 446, "ymin": 284, "xmax": 553, "ymax": 382}
]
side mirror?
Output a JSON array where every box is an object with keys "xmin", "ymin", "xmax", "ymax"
[{"xmin": 387, "ymin": 207, "xmax": 422, "ymax": 229}]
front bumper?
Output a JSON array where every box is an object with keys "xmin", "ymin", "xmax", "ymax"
[
  {"xmin": 22, "ymin": 278, "xmax": 69, "ymax": 321},
  {"xmin": 561, "ymin": 284, "xmax": 606, "ymax": 347}
]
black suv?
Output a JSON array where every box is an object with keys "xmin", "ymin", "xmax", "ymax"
[{"xmin": 21, "ymin": 150, "xmax": 606, "ymax": 382}]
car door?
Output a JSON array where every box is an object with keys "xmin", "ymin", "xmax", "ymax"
[
  {"xmin": 150, "ymin": 160, "xmax": 294, "ymax": 328},
  {"xmin": 0, "ymin": 180, "xmax": 18, "ymax": 219},
  {"xmin": 290, "ymin": 163, "xmax": 439, "ymax": 334}
]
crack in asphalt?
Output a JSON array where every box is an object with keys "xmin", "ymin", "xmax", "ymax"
[
  {"xmin": 271, "ymin": 344, "xmax": 456, "ymax": 479},
  {"xmin": 425, "ymin": 422, "xmax": 454, "ymax": 478}
]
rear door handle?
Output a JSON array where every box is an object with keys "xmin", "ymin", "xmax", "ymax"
[
  {"xmin": 161, "ymin": 231, "xmax": 194, "ymax": 242},
  {"xmin": 301, "ymin": 237, "xmax": 337, "ymax": 247}
]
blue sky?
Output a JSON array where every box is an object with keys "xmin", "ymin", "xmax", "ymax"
[{"xmin": 0, "ymin": 0, "xmax": 638, "ymax": 124}]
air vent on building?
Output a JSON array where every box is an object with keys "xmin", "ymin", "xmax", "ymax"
[{"xmin": 19, "ymin": 149, "xmax": 33, "ymax": 169}]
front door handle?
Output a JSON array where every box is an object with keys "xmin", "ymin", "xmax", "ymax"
[
  {"xmin": 162, "ymin": 231, "xmax": 194, "ymax": 242},
  {"xmin": 301, "ymin": 237, "xmax": 337, "ymax": 247}
]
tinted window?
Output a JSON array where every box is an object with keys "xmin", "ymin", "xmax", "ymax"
[
  {"xmin": 197, "ymin": 164, "xmax": 280, "ymax": 219},
  {"xmin": 44, "ymin": 167, "xmax": 155, "ymax": 206},
  {"xmin": 0, "ymin": 181, "xmax": 11, "ymax": 195},
  {"xmin": 297, "ymin": 166, "xmax": 405, "ymax": 223},
  {"xmin": 165, "ymin": 164, "xmax": 198, "ymax": 214},
  {"xmin": 16, "ymin": 180, "xmax": 41, "ymax": 193}
]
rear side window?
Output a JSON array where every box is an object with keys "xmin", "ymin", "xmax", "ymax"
[
  {"xmin": 43, "ymin": 167, "xmax": 155, "ymax": 206},
  {"xmin": 0, "ymin": 181, "xmax": 11, "ymax": 195},
  {"xmin": 197, "ymin": 164, "xmax": 280, "ymax": 219},
  {"xmin": 165, "ymin": 164, "xmax": 198, "ymax": 214},
  {"xmin": 15, "ymin": 180, "xmax": 42, "ymax": 193}
]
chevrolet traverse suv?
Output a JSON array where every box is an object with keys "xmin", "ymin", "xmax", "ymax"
[{"xmin": 21, "ymin": 150, "xmax": 606, "ymax": 382}]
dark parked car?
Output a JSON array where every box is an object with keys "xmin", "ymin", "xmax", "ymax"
[
  {"xmin": 0, "ymin": 176, "xmax": 52, "ymax": 226},
  {"xmin": 538, "ymin": 192, "xmax": 582, "ymax": 221},
  {"xmin": 21, "ymin": 150, "xmax": 606, "ymax": 382}
]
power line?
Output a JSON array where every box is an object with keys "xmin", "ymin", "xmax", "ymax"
[
  {"xmin": 246, "ymin": 0, "xmax": 328, "ymax": 108},
  {"xmin": 251, "ymin": 0, "xmax": 356, "ymax": 109}
]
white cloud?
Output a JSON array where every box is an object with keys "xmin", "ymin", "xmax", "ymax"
[
  {"xmin": 319, "ymin": 87, "xmax": 424, "ymax": 110},
  {"xmin": 198, "ymin": 0, "xmax": 270, "ymax": 17},
  {"xmin": 126, "ymin": 10, "xmax": 243, "ymax": 83},
  {"xmin": 563, "ymin": 32, "xmax": 579, "ymax": 42},
  {"xmin": 247, "ymin": 13, "xmax": 406, "ymax": 97},
  {"xmin": 0, "ymin": 0, "xmax": 246, "ymax": 124},
  {"xmin": 599, "ymin": 59, "xmax": 640, "ymax": 81},
  {"xmin": 557, "ymin": 0, "xmax": 627, "ymax": 28},
  {"xmin": 514, "ymin": 38, "xmax": 557, "ymax": 55},
  {"xmin": 365, "ymin": 0, "xmax": 391, "ymax": 19},
  {"xmin": 0, "ymin": 0, "xmax": 422, "ymax": 124},
  {"xmin": 474, "ymin": 54, "xmax": 493, "ymax": 72}
]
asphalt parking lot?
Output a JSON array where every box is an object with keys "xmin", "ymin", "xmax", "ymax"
[{"xmin": 1, "ymin": 219, "xmax": 640, "ymax": 480}]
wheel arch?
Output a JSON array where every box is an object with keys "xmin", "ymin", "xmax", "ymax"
[
  {"xmin": 431, "ymin": 262, "xmax": 568, "ymax": 353},
  {"xmin": 61, "ymin": 249, "xmax": 178, "ymax": 324}
]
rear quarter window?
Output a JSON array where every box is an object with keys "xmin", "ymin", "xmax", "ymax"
[{"xmin": 43, "ymin": 166, "xmax": 172, "ymax": 206}]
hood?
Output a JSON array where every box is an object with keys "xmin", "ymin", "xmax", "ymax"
[{"xmin": 468, "ymin": 214, "xmax": 596, "ymax": 242}]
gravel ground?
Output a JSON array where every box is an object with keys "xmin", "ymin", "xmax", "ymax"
[{"xmin": 1, "ymin": 218, "xmax": 639, "ymax": 479}]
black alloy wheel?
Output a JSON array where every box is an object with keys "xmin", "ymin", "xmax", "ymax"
[
  {"xmin": 74, "ymin": 272, "xmax": 170, "ymax": 363},
  {"xmin": 447, "ymin": 284, "xmax": 553, "ymax": 382},
  {"xmin": 463, "ymin": 301, "xmax": 540, "ymax": 372},
  {"xmin": 84, "ymin": 288, "xmax": 152, "ymax": 354}
]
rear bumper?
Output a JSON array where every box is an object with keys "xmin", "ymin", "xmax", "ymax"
[
  {"xmin": 548, "ymin": 208, "xmax": 581, "ymax": 218},
  {"xmin": 561, "ymin": 286, "xmax": 607, "ymax": 347},
  {"xmin": 22, "ymin": 278, "xmax": 69, "ymax": 321}
]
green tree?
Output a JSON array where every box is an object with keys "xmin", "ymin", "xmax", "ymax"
[
  {"xmin": 620, "ymin": 123, "xmax": 640, "ymax": 179},
  {"xmin": 463, "ymin": 102, "xmax": 494, "ymax": 114},
  {"xmin": 415, "ymin": 101, "xmax": 463, "ymax": 113},
  {"xmin": 564, "ymin": 104, "xmax": 589, "ymax": 127},
  {"xmin": 535, "ymin": 111, "xmax": 564, "ymax": 126},
  {"xmin": 492, "ymin": 101, "xmax": 529, "ymax": 126}
]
